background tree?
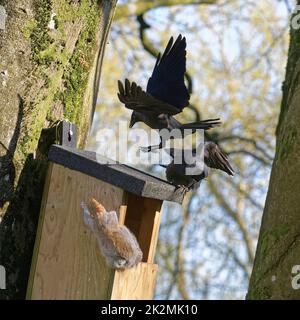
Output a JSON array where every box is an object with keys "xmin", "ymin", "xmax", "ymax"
[
  {"xmin": 248, "ymin": 0, "xmax": 300, "ymax": 300},
  {"xmin": 0, "ymin": 0, "xmax": 117, "ymax": 299}
]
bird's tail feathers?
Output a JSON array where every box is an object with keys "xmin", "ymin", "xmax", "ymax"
[
  {"xmin": 159, "ymin": 164, "xmax": 168, "ymax": 168},
  {"xmin": 180, "ymin": 118, "xmax": 221, "ymax": 130}
]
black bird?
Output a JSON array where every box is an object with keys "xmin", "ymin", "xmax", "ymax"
[
  {"xmin": 163, "ymin": 142, "xmax": 234, "ymax": 192},
  {"xmin": 117, "ymin": 35, "xmax": 221, "ymax": 152}
]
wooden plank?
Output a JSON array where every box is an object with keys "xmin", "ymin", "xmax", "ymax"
[
  {"xmin": 28, "ymin": 163, "xmax": 126, "ymax": 300},
  {"xmin": 139, "ymin": 201, "xmax": 162, "ymax": 264},
  {"xmin": 48, "ymin": 145, "xmax": 185, "ymax": 204},
  {"xmin": 110, "ymin": 263, "xmax": 158, "ymax": 300},
  {"xmin": 118, "ymin": 205, "xmax": 127, "ymax": 226},
  {"xmin": 124, "ymin": 193, "xmax": 162, "ymax": 263},
  {"xmin": 26, "ymin": 163, "xmax": 54, "ymax": 299}
]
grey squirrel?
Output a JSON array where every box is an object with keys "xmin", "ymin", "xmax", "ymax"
[{"xmin": 81, "ymin": 198, "xmax": 142, "ymax": 270}]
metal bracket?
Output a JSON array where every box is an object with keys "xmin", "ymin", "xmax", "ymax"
[{"xmin": 56, "ymin": 121, "xmax": 77, "ymax": 148}]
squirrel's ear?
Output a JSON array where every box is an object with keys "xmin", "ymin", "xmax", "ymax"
[{"xmin": 90, "ymin": 198, "xmax": 106, "ymax": 217}]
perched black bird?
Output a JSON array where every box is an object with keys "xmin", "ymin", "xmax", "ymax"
[
  {"xmin": 164, "ymin": 142, "xmax": 234, "ymax": 192},
  {"xmin": 117, "ymin": 35, "xmax": 221, "ymax": 152}
]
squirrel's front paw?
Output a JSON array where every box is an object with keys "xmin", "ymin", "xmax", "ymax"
[{"xmin": 81, "ymin": 202, "xmax": 95, "ymax": 229}]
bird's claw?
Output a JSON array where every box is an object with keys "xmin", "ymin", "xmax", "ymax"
[
  {"xmin": 140, "ymin": 145, "xmax": 159, "ymax": 153},
  {"xmin": 140, "ymin": 146, "xmax": 152, "ymax": 153},
  {"xmin": 179, "ymin": 185, "xmax": 189, "ymax": 194}
]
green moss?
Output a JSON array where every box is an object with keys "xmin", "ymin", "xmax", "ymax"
[
  {"xmin": 247, "ymin": 286, "xmax": 272, "ymax": 300},
  {"xmin": 251, "ymin": 269, "xmax": 264, "ymax": 284},
  {"xmin": 18, "ymin": 71, "xmax": 63, "ymax": 159},
  {"xmin": 61, "ymin": 1, "xmax": 100, "ymax": 125},
  {"xmin": 277, "ymin": 2, "xmax": 300, "ymax": 135},
  {"xmin": 30, "ymin": 0, "xmax": 53, "ymax": 64},
  {"xmin": 17, "ymin": 0, "xmax": 101, "ymax": 161},
  {"xmin": 260, "ymin": 224, "xmax": 290, "ymax": 258},
  {"xmin": 23, "ymin": 19, "xmax": 37, "ymax": 39},
  {"xmin": 277, "ymin": 127, "xmax": 297, "ymax": 161},
  {"xmin": 36, "ymin": 44, "xmax": 57, "ymax": 66}
]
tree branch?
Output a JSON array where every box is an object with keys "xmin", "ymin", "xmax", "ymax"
[
  {"xmin": 115, "ymin": 0, "xmax": 218, "ymax": 20},
  {"xmin": 208, "ymin": 179, "xmax": 255, "ymax": 264},
  {"xmin": 219, "ymin": 135, "xmax": 273, "ymax": 160},
  {"xmin": 226, "ymin": 149, "xmax": 271, "ymax": 166}
]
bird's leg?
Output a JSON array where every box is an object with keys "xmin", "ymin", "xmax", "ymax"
[
  {"xmin": 179, "ymin": 185, "xmax": 189, "ymax": 195},
  {"xmin": 140, "ymin": 145, "xmax": 158, "ymax": 153},
  {"xmin": 186, "ymin": 181, "xmax": 195, "ymax": 190},
  {"xmin": 140, "ymin": 136, "xmax": 164, "ymax": 153}
]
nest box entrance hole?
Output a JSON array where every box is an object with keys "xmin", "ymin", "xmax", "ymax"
[{"xmin": 123, "ymin": 193, "xmax": 162, "ymax": 263}]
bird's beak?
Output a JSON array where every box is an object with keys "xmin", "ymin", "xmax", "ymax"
[{"xmin": 129, "ymin": 118, "xmax": 136, "ymax": 128}]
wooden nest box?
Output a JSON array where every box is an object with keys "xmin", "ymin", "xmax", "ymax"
[{"xmin": 27, "ymin": 145, "xmax": 184, "ymax": 300}]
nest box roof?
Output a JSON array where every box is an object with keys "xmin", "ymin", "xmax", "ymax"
[{"xmin": 48, "ymin": 145, "xmax": 184, "ymax": 204}]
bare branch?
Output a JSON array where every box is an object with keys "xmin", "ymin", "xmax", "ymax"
[
  {"xmin": 219, "ymin": 134, "xmax": 273, "ymax": 162},
  {"xmin": 208, "ymin": 179, "xmax": 255, "ymax": 264},
  {"xmin": 115, "ymin": 0, "xmax": 219, "ymax": 20},
  {"xmin": 227, "ymin": 149, "xmax": 271, "ymax": 166}
]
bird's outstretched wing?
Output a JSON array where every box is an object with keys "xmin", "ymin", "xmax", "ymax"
[
  {"xmin": 204, "ymin": 142, "xmax": 234, "ymax": 176},
  {"xmin": 146, "ymin": 35, "xmax": 190, "ymax": 109},
  {"xmin": 117, "ymin": 79, "xmax": 181, "ymax": 115}
]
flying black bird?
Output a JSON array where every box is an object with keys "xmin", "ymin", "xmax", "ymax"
[
  {"xmin": 117, "ymin": 35, "xmax": 221, "ymax": 152},
  {"xmin": 163, "ymin": 142, "xmax": 234, "ymax": 192}
]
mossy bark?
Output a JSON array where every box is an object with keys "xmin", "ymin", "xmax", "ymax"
[
  {"xmin": 0, "ymin": 0, "xmax": 117, "ymax": 299},
  {"xmin": 247, "ymin": 1, "xmax": 300, "ymax": 299}
]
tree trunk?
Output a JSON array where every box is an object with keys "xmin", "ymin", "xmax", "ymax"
[
  {"xmin": 0, "ymin": 0, "xmax": 117, "ymax": 299},
  {"xmin": 247, "ymin": 2, "xmax": 300, "ymax": 299}
]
